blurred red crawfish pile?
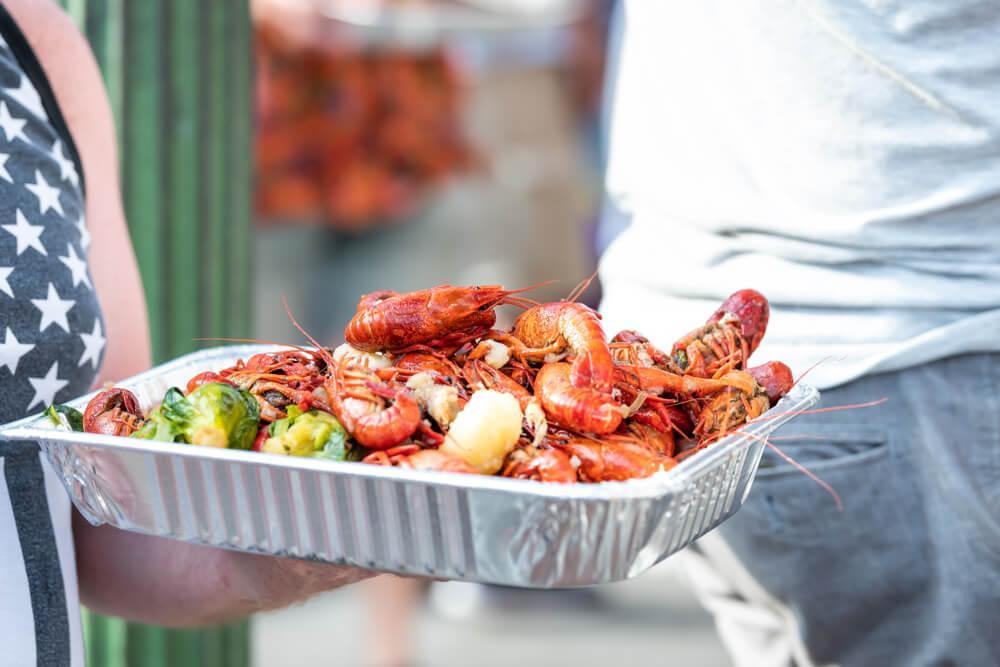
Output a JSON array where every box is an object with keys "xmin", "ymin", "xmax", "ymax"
[{"xmin": 253, "ymin": 24, "xmax": 475, "ymax": 229}]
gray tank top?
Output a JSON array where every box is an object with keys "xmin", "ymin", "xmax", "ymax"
[
  {"xmin": 0, "ymin": 5, "xmax": 100, "ymax": 665},
  {"xmin": 598, "ymin": 1, "xmax": 1000, "ymax": 389}
]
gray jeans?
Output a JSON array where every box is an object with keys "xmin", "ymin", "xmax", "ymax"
[{"xmin": 682, "ymin": 353, "xmax": 1000, "ymax": 666}]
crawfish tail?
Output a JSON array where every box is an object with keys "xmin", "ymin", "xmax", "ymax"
[{"xmin": 535, "ymin": 363, "xmax": 625, "ymax": 434}]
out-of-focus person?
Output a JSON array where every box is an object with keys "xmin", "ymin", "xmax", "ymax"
[{"xmin": 598, "ymin": 3, "xmax": 1000, "ymax": 666}]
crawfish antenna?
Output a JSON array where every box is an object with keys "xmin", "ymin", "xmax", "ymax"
[
  {"xmin": 753, "ymin": 398, "xmax": 888, "ymax": 425},
  {"xmin": 764, "ymin": 437, "xmax": 843, "ymax": 511},
  {"xmin": 790, "ymin": 355, "xmax": 842, "ymax": 391},
  {"xmin": 500, "ymin": 280, "xmax": 554, "ymax": 308},
  {"xmin": 281, "ymin": 295, "xmax": 336, "ymax": 368},
  {"xmin": 736, "ymin": 430, "xmax": 844, "ymax": 511},
  {"xmin": 194, "ymin": 336, "xmax": 314, "ymax": 357},
  {"xmin": 565, "ymin": 270, "xmax": 599, "ymax": 303}
]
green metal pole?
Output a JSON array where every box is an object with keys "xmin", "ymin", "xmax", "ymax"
[{"xmin": 59, "ymin": 0, "xmax": 255, "ymax": 665}]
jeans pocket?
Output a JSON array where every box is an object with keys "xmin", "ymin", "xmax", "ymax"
[
  {"xmin": 713, "ymin": 423, "xmax": 929, "ymax": 662},
  {"xmin": 748, "ymin": 423, "xmax": 893, "ymax": 545}
]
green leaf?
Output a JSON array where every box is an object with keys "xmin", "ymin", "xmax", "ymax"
[
  {"xmin": 45, "ymin": 405, "xmax": 84, "ymax": 432},
  {"xmin": 311, "ymin": 427, "xmax": 349, "ymax": 462}
]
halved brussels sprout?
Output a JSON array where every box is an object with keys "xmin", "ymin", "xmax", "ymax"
[
  {"xmin": 134, "ymin": 383, "xmax": 260, "ymax": 450},
  {"xmin": 263, "ymin": 406, "xmax": 355, "ymax": 461}
]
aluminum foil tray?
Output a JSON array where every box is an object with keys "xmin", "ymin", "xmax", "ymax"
[{"xmin": 0, "ymin": 345, "xmax": 819, "ymax": 588}]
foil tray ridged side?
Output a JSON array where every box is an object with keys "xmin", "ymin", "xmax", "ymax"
[{"xmin": 5, "ymin": 345, "xmax": 818, "ymax": 588}]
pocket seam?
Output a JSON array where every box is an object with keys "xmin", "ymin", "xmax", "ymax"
[{"xmin": 755, "ymin": 425, "xmax": 890, "ymax": 480}]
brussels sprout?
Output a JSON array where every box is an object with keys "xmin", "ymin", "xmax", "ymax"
[
  {"xmin": 45, "ymin": 405, "xmax": 83, "ymax": 432},
  {"xmin": 185, "ymin": 382, "xmax": 260, "ymax": 449},
  {"xmin": 134, "ymin": 383, "xmax": 259, "ymax": 450},
  {"xmin": 132, "ymin": 387, "xmax": 186, "ymax": 442},
  {"xmin": 262, "ymin": 407, "xmax": 352, "ymax": 461}
]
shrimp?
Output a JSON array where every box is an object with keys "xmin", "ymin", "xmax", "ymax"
[
  {"xmin": 345, "ymin": 284, "xmax": 538, "ymax": 354},
  {"xmin": 323, "ymin": 362, "xmax": 421, "ymax": 450},
  {"xmin": 534, "ymin": 362, "xmax": 628, "ymax": 434},
  {"xmin": 511, "ymin": 302, "xmax": 614, "ymax": 392}
]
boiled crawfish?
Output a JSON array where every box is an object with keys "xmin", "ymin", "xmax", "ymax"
[
  {"xmin": 83, "ymin": 388, "xmax": 145, "ymax": 436},
  {"xmin": 672, "ymin": 289, "xmax": 769, "ymax": 378},
  {"xmin": 345, "ymin": 284, "xmax": 537, "ymax": 354}
]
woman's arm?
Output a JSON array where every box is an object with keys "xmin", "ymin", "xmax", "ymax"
[{"xmin": 6, "ymin": 0, "xmax": 371, "ymax": 625}]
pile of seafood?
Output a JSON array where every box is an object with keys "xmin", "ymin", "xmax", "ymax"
[{"xmin": 52, "ymin": 285, "xmax": 794, "ymax": 484}]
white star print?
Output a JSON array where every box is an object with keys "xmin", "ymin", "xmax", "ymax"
[
  {"xmin": 76, "ymin": 213, "xmax": 90, "ymax": 250},
  {"xmin": 78, "ymin": 319, "xmax": 105, "ymax": 369},
  {"xmin": 2, "ymin": 209, "xmax": 46, "ymax": 256},
  {"xmin": 0, "ymin": 327, "xmax": 33, "ymax": 375},
  {"xmin": 25, "ymin": 170, "xmax": 63, "ymax": 216},
  {"xmin": 0, "ymin": 266, "xmax": 12, "ymax": 298},
  {"xmin": 0, "ymin": 101, "xmax": 27, "ymax": 143},
  {"xmin": 31, "ymin": 283, "xmax": 74, "ymax": 333},
  {"xmin": 26, "ymin": 362, "xmax": 67, "ymax": 411},
  {"xmin": 52, "ymin": 140, "xmax": 78, "ymax": 187},
  {"xmin": 58, "ymin": 243, "xmax": 91, "ymax": 288},
  {"xmin": 5, "ymin": 74, "xmax": 46, "ymax": 119},
  {"xmin": 0, "ymin": 153, "xmax": 12, "ymax": 183}
]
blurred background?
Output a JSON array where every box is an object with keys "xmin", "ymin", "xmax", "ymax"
[{"xmin": 61, "ymin": 0, "xmax": 729, "ymax": 664}]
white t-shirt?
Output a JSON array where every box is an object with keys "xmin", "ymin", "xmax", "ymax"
[{"xmin": 598, "ymin": 1, "xmax": 1000, "ymax": 389}]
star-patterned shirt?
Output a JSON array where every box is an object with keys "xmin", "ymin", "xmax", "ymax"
[
  {"xmin": 0, "ymin": 6, "xmax": 100, "ymax": 665},
  {"xmin": 0, "ymin": 75, "xmax": 101, "ymax": 422}
]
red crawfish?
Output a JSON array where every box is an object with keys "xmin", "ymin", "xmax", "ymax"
[
  {"xmin": 345, "ymin": 284, "xmax": 538, "ymax": 354},
  {"xmin": 364, "ymin": 445, "xmax": 476, "ymax": 474},
  {"xmin": 324, "ymin": 361, "xmax": 422, "ymax": 451},
  {"xmin": 510, "ymin": 301, "xmax": 615, "ymax": 393},
  {"xmin": 83, "ymin": 388, "xmax": 145, "ymax": 437},
  {"xmin": 672, "ymin": 289, "xmax": 770, "ymax": 378}
]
